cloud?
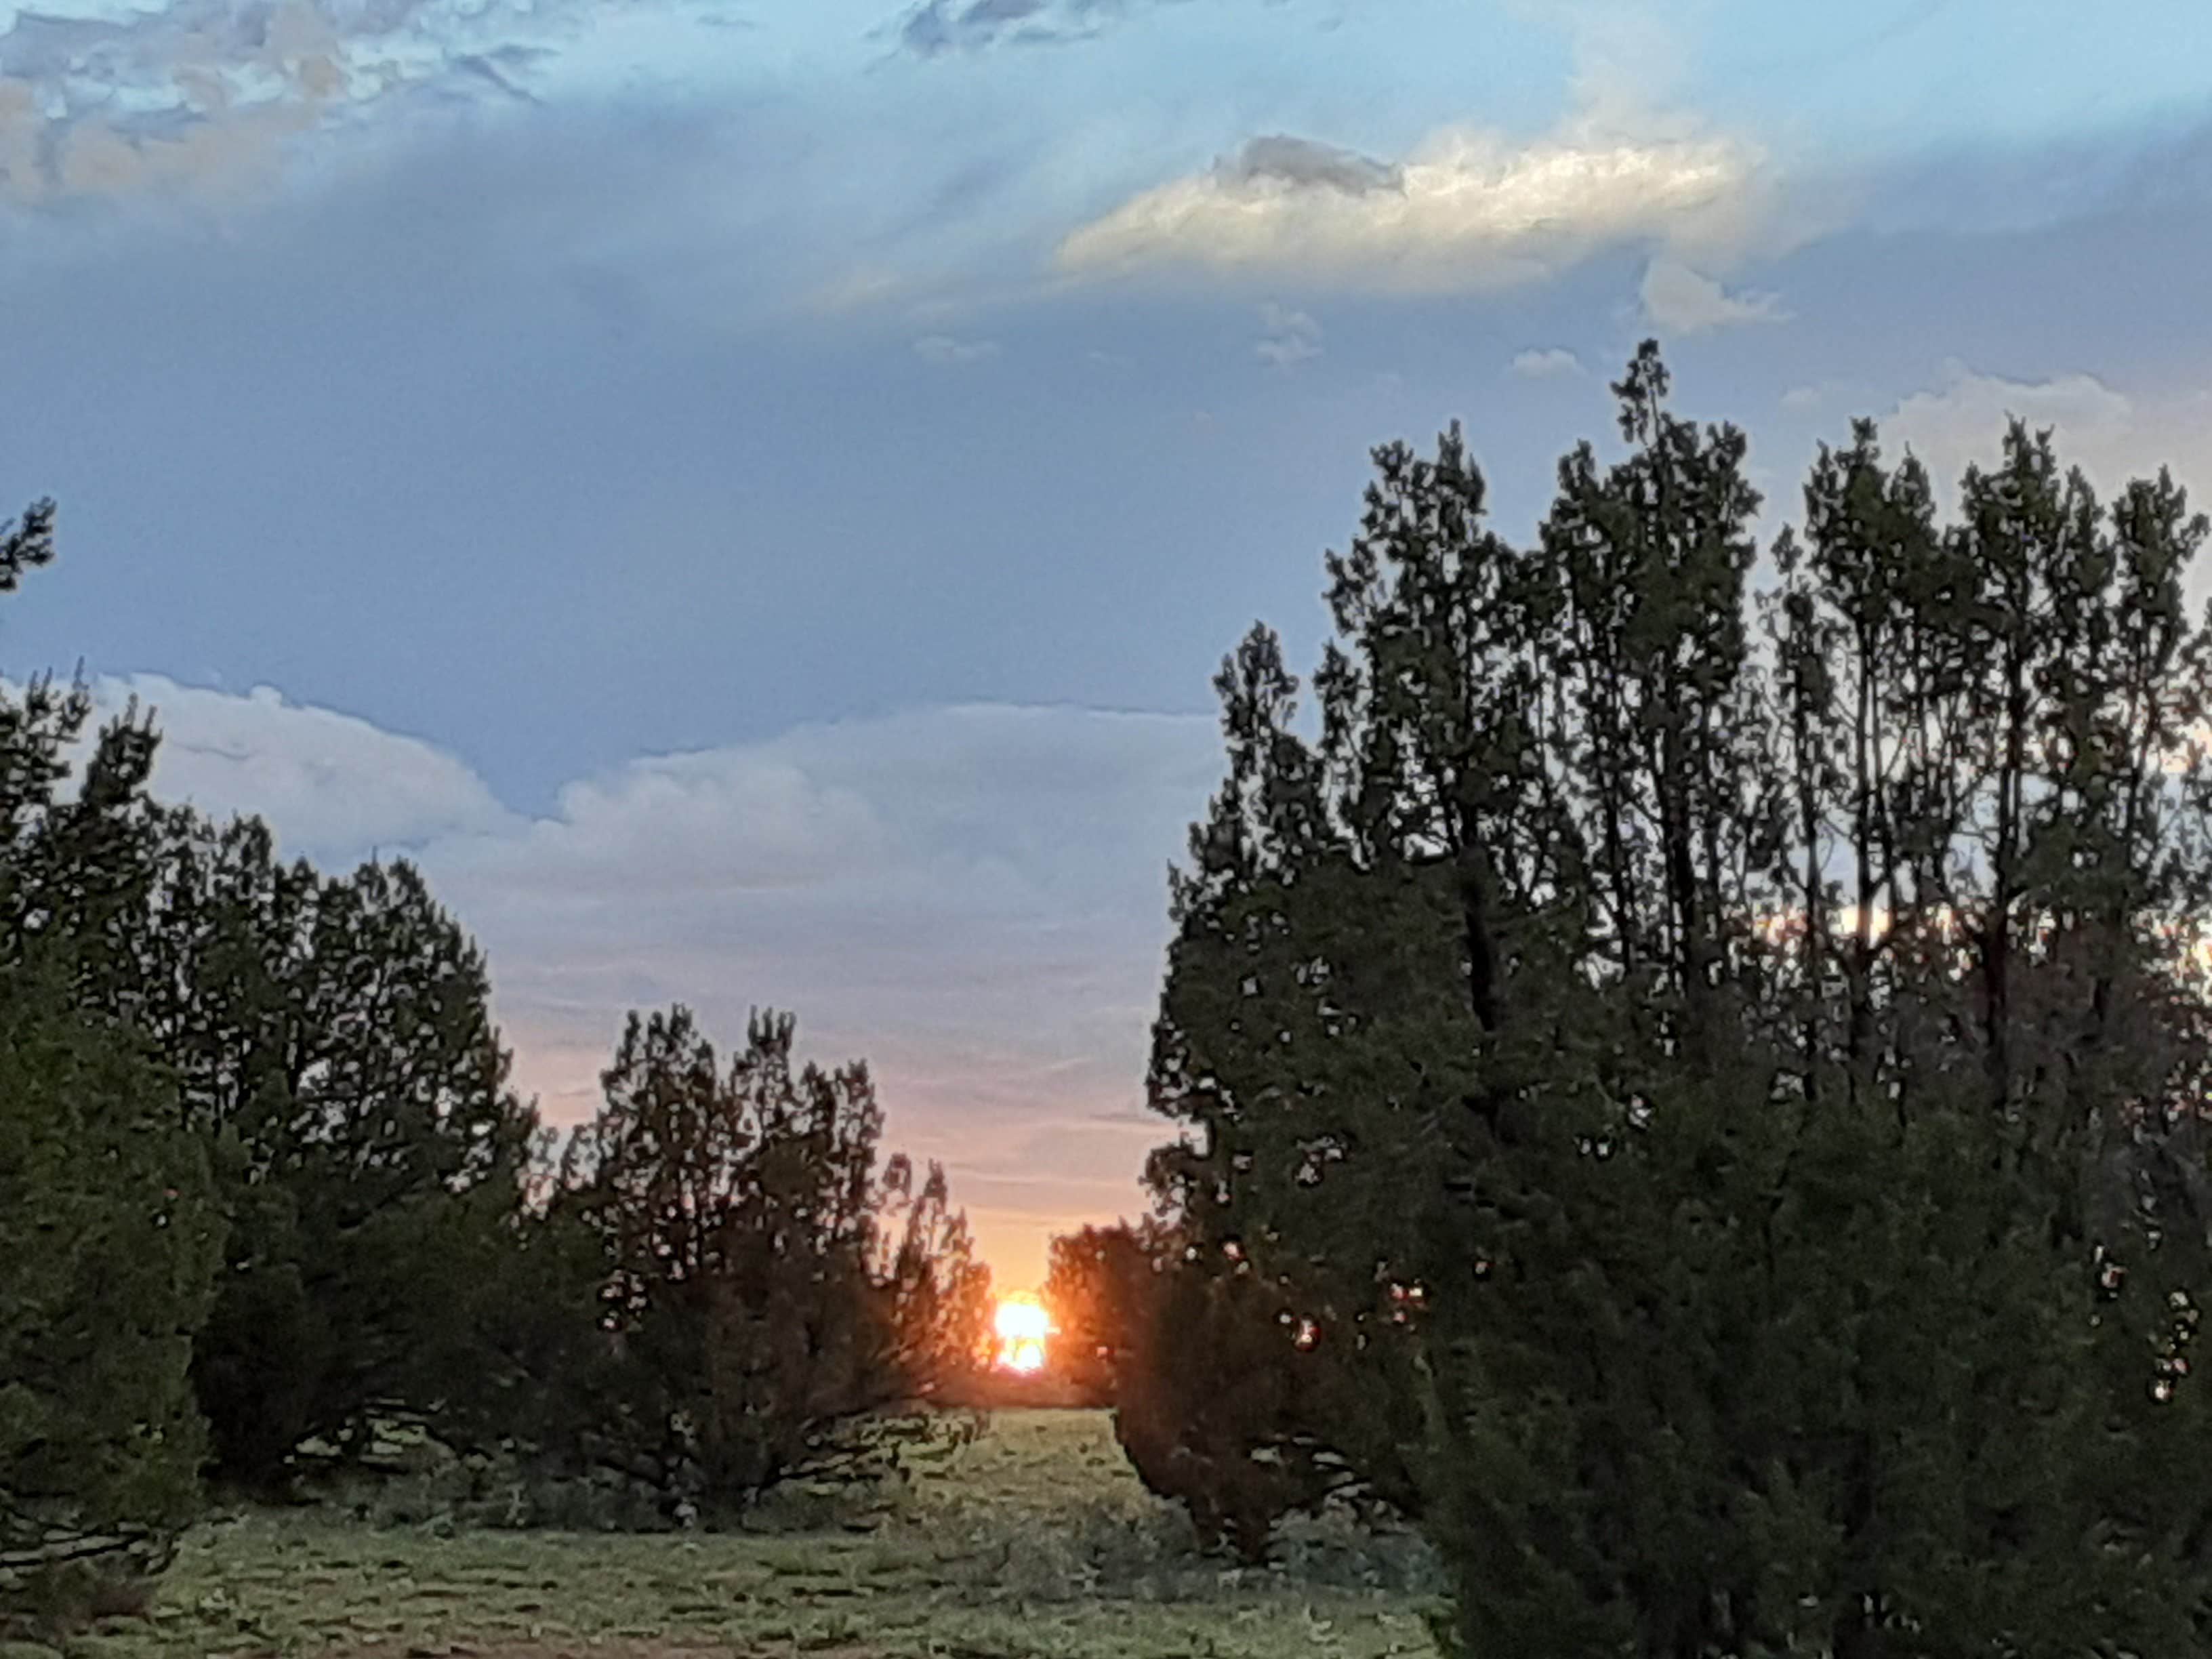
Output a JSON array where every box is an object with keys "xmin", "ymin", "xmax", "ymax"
[
  {"xmin": 1511, "ymin": 346, "xmax": 1583, "ymax": 378},
  {"xmin": 913, "ymin": 333, "xmax": 1002, "ymax": 364},
  {"xmin": 1254, "ymin": 300, "xmax": 1322, "ymax": 367},
  {"xmin": 73, "ymin": 674, "xmax": 514, "ymax": 862},
  {"xmin": 1054, "ymin": 121, "xmax": 1763, "ymax": 293},
  {"xmin": 895, "ymin": 0, "xmax": 1179, "ymax": 55},
  {"xmin": 0, "ymin": 0, "xmax": 592, "ymax": 205},
  {"xmin": 1637, "ymin": 257, "xmax": 1788, "ymax": 333},
  {"xmin": 1231, "ymin": 133, "xmax": 1404, "ymax": 195},
  {"xmin": 1877, "ymin": 362, "xmax": 2148, "ymax": 508},
  {"xmin": 81, "ymin": 684, "xmax": 1223, "ymax": 1286},
  {"xmin": 1765, "ymin": 365, "xmax": 2212, "ymax": 562}
]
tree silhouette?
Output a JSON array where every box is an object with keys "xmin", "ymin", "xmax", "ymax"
[{"xmin": 1151, "ymin": 347, "xmax": 2212, "ymax": 1654}]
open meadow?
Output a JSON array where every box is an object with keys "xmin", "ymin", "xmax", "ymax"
[{"xmin": 29, "ymin": 1412, "xmax": 1442, "ymax": 1659}]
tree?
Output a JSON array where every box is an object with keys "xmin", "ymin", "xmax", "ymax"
[
  {"xmin": 99, "ymin": 814, "xmax": 539, "ymax": 1487},
  {"xmin": 1043, "ymin": 1221, "xmax": 1162, "ymax": 1401},
  {"xmin": 1150, "ymin": 346, "xmax": 2212, "ymax": 1654},
  {"xmin": 0, "ymin": 971, "xmax": 222, "ymax": 1613},
  {"xmin": 1115, "ymin": 1227, "xmax": 1425, "ymax": 1561},
  {"xmin": 0, "ymin": 512, "xmax": 224, "ymax": 1615},
  {"xmin": 501, "ymin": 1006, "xmax": 989, "ymax": 1515}
]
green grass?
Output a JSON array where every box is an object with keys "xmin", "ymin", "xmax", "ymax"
[{"xmin": 41, "ymin": 1412, "xmax": 1443, "ymax": 1659}]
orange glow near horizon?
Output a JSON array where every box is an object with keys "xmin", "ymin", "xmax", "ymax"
[{"xmin": 993, "ymin": 1293, "xmax": 1050, "ymax": 1374}]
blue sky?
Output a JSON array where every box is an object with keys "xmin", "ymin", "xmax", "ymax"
[{"xmin": 3, "ymin": 0, "xmax": 2210, "ymax": 1287}]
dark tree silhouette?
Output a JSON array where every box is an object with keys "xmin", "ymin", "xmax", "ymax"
[
  {"xmin": 470, "ymin": 1006, "xmax": 991, "ymax": 1516},
  {"xmin": 1151, "ymin": 346, "xmax": 2212, "ymax": 1655},
  {"xmin": 0, "ymin": 522, "xmax": 223, "ymax": 1618}
]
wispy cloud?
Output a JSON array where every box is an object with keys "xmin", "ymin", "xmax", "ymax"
[
  {"xmin": 1254, "ymin": 300, "xmax": 1322, "ymax": 367},
  {"xmin": 1637, "ymin": 257, "xmax": 1789, "ymax": 333},
  {"xmin": 914, "ymin": 332, "xmax": 1002, "ymax": 363},
  {"xmin": 0, "ymin": 0, "xmax": 603, "ymax": 205},
  {"xmin": 1511, "ymin": 346, "xmax": 1583, "ymax": 377},
  {"xmin": 894, "ymin": 0, "xmax": 1185, "ymax": 56}
]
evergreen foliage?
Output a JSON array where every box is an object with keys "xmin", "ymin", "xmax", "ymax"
[
  {"xmin": 453, "ymin": 1006, "xmax": 994, "ymax": 1519},
  {"xmin": 82, "ymin": 810, "xmax": 541, "ymax": 1488},
  {"xmin": 1149, "ymin": 344, "xmax": 2212, "ymax": 1655},
  {"xmin": 1045, "ymin": 1218, "xmax": 1420, "ymax": 1559},
  {"xmin": 1, "ymin": 491, "xmax": 987, "ymax": 1543},
  {"xmin": 0, "ymin": 523, "xmax": 224, "ymax": 1614},
  {"xmin": 1043, "ymin": 1221, "xmax": 1162, "ymax": 1402}
]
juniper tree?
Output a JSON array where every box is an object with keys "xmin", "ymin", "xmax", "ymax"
[
  {"xmin": 96, "ymin": 814, "xmax": 539, "ymax": 1486},
  {"xmin": 0, "ymin": 514, "xmax": 223, "ymax": 1612},
  {"xmin": 1043, "ymin": 1220, "xmax": 1162, "ymax": 1401},
  {"xmin": 0, "ymin": 967, "xmax": 222, "ymax": 1611},
  {"xmin": 1149, "ymin": 347, "xmax": 2212, "ymax": 1656},
  {"xmin": 518, "ymin": 1006, "xmax": 990, "ymax": 1513}
]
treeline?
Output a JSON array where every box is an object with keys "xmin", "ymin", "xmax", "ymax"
[
  {"xmin": 1057, "ymin": 345, "xmax": 2212, "ymax": 1656},
  {"xmin": 0, "ymin": 502, "xmax": 989, "ymax": 1617}
]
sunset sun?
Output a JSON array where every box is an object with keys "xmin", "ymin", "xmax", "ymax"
[{"xmin": 992, "ymin": 1294, "xmax": 1050, "ymax": 1374}]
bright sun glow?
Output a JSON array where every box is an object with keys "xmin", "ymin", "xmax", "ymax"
[{"xmin": 993, "ymin": 1294, "xmax": 1050, "ymax": 1374}]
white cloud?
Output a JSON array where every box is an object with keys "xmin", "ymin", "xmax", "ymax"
[
  {"xmin": 77, "ymin": 684, "xmax": 1223, "ymax": 1288},
  {"xmin": 1054, "ymin": 119, "xmax": 1765, "ymax": 294},
  {"xmin": 1637, "ymin": 257, "xmax": 1788, "ymax": 333},
  {"xmin": 1511, "ymin": 346, "xmax": 1583, "ymax": 378},
  {"xmin": 1797, "ymin": 366, "xmax": 2212, "ymax": 567},
  {"xmin": 1254, "ymin": 300, "xmax": 1322, "ymax": 367},
  {"xmin": 1879, "ymin": 361, "xmax": 2146, "ymax": 510},
  {"xmin": 913, "ymin": 333, "xmax": 1001, "ymax": 365},
  {"xmin": 77, "ymin": 674, "xmax": 514, "ymax": 862},
  {"xmin": 1780, "ymin": 384, "xmax": 1825, "ymax": 412}
]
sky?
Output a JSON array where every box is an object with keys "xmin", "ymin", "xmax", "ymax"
[{"xmin": 2, "ymin": 0, "xmax": 2211, "ymax": 1290}]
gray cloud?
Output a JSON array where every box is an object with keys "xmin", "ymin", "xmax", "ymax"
[
  {"xmin": 0, "ymin": 0, "xmax": 595, "ymax": 203},
  {"xmin": 895, "ymin": 0, "xmax": 1183, "ymax": 55},
  {"xmin": 1227, "ymin": 134, "xmax": 1404, "ymax": 196},
  {"xmin": 1638, "ymin": 257, "xmax": 1789, "ymax": 333}
]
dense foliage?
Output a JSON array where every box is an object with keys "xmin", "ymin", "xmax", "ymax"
[
  {"xmin": 1043, "ymin": 1221, "xmax": 1160, "ymax": 1403},
  {"xmin": 441, "ymin": 1005, "xmax": 994, "ymax": 1520},
  {"xmin": 1149, "ymin": 345, "xmax": 2212, "ymax": 1655},
  {"xmin": 0, "ymin": 690, "xmax": 226, "ymax": 1628},
  {"xmin": 111, "ymin": 815, "xmax": 541, "ymax": 1487},
  {"xmin": 0, "ymin": 514, "xmax": 224, "ymax": 1612},
  {"xmin": 1044, "ymin": 1218, "xmax": 1419, "ymax": 1559},
  {"xmin": 1, "ymin": 495, "xmax": 992, "ymax": 1614}
]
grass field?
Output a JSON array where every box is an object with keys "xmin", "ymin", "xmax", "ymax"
[{"xmin": 28, "ymin": 1412, "xmax": 1444, "ymax": 1659}]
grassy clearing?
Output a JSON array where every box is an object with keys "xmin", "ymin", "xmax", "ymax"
[{"xmin": 37, "ymin": 1412, "xmax": 1443, "ymax": 1659}]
